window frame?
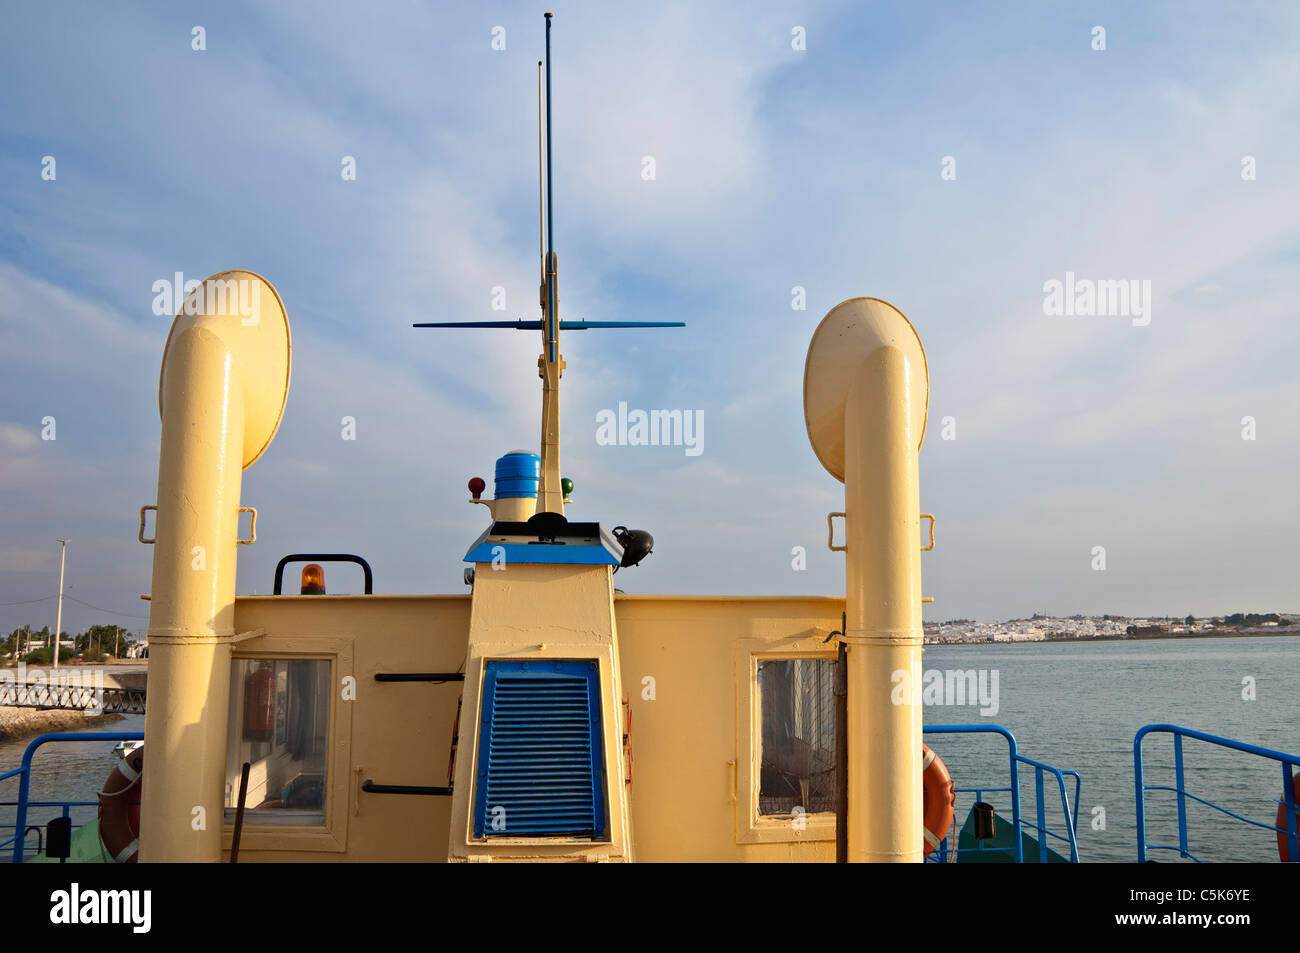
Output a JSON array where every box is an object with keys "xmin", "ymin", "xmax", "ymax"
[
  {"xmin": 221, "ymin": 635, "xmax": 353, "ymax": 855},
  {"xmin": 735, "ymin": 636, "xmax": 838, "ymax": 845}
]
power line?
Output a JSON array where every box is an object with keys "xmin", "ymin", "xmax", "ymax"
[
  {"xmin": 0, "ymin": 594, "xmax": 57, "ymax": 606},
  {"xmin": 0, "ymin": 593, "xmax": 147, "ymax": 619},
  {"xmin": 64, "ymin": 595, "xmax": 149, "ymax": 619}
]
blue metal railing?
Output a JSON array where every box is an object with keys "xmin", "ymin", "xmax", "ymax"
[
  {"xmin": 1134, "ymin": 724, "xmax": 1299, "ymax": 863},
  {"xmin": 924, "ymin": 724, "xmax": 1081, "ymax": 863},
  {"xmin": 0, "ymin": 730, "xmax": 144, "ymax": 863}
]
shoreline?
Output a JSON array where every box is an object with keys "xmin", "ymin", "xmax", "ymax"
[
  {"xmin": 0, "ymin": 707, "xmax": 126, "ymax": 743},
  {"xmin": 925, "ymin": 630, "xmax": 1300, "ymax": 646}
]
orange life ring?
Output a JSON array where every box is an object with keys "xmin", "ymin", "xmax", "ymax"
[
  {"xmin": 98, "ymin": 746, "xmax": 143, "ymax": 863},
  {"xmin": 922, "ymin": 743, "xmax": 955, "ymax": 857},
  {"xmin": 1277, "ymin": 775, "xmax": 1300, "ymax": 863}
]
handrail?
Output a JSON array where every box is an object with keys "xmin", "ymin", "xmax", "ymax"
[
  {"xmin": 0, "ymin": 730, "xmax": 144, "ymax": 863},
  {"xmin": 1015, "ymin": 752, "xmax": 1081, "ymax": 862},
  {"xmin": 924, "ymin": 724, "xmax": 1081, "ymax": 863},
  {"xmin": 360, "ymin": 780, "xmax": 453, "ymax": 796},
  {"xmin": 273, "ymin": 553, "xmax": 373, "ymax": 595},
  {"xmin": 0, "ymin": 801, "xmax": 100, "ymax": 858},
  {"xmin": 1063, "ymin": 770, "xmax": 1082, "ymax": 833},
  {"xmin": 924, "ymin": 724, "xmax": 1022, "ymax": 862},
  {"xmin": 943, "ymin": 783, "xmax": 1011, "ymax": 862},
  {"xmin": 1134, "ymin": 723, "xmax": 1300, "ymax": 863},
  {"xmin": 373, "ymin": 673, "xmax": 465, "ymax": 683}
]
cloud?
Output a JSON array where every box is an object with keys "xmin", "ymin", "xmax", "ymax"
[{"xmin": 0, "ymin": 423, "xmax": 39, "ymax": 453}]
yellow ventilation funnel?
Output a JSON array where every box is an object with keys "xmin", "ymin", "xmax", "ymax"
[
  {"xmin": 157, "ymin": 270, "xmax": 292, "ymax": 469},
  {"xmin": 804, "ymin": 297, "xmax": 928, "ymax": 480},
  {"xmin": 141, "ymin": 271, "xmax": 290, "ymax": 862},
  {"xmin": 804, "ymin": 297, "xmax": 929, "ymax": 863}
]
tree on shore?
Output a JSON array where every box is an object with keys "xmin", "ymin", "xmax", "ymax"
[
  {"xmin": 72, "ymin": 624, "xmax": 134, "ymax": 659},
  {"xmin": 22, "ymin": 646, "xmax": 75, "ymax": 664},
  {"xmin": 3, "ymin": 622, "xmax": 136, "ymax": 664},
  {"xmin": 1224, "ymin": 612, "xmax": 1281, "ymax": 627},
  {"xmin": 4, "ymin": 627, "xmax": 26, "ymax": 660}
]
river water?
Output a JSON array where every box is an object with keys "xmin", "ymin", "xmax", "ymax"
[
  {"xmin": 0, "ymin": 637, "xmax": 1295, "ymax": 862},
  {"xmin": 923, "ymin": 636, "xmax": 1299, "ymax": 862},
  {"xmin": 0, "ymin": 712, "xmax": 144, "ymax": 861}
]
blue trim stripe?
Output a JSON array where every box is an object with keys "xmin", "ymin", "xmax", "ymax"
[{"xmin": 463, "ymin": 540, "xmax": 620, "ymax": 566}]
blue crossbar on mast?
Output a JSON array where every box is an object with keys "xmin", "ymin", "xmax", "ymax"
[{"xmin": 413, "ymin": 320, "xmax": 685, "ymax": 330}]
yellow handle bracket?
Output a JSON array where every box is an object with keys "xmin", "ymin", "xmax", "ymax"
[
  {"xmin": 141, "ymin": 504, "xmax": 257, "ymax": 543},
  {"xmin": 238, "ymin": 506, "xmax": 258, "ymax": 544},
  {"xmin": 827, "ymin": 512, "xmax": 846, "ymax": 552},
  {"xmin": 138, "ymin": 505, "xmax": 157, "ymax": 544}
]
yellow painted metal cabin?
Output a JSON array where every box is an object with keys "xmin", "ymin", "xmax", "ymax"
[{"xmin": 221, "ymin": 592, "xmax": 848, "ymax": 862}]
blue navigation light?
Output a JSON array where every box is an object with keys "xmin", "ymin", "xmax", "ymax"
[{"xmin": 494, "ymin": 451, "xmax": 540, "ymax": 500}]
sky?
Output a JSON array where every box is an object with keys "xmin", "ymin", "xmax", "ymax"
[{"xmin": 1, "ymin": 1, "xmax": 1297, "ymax": 637}]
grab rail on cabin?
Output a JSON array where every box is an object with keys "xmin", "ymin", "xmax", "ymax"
[
  {"xmin": 0, "ymin": 730, "xmax": 145, "ymax": 863},
  {"xmin": 923, "ymin": 724, "xmax": 1081, "ymax": 863},
  {"xmin": 272, "ymin": 553, "xmax": 373, "ymax": 595},
  {"xmin": 1134, "ymin": 723, "xmax": 1300, "ymax": 863}
]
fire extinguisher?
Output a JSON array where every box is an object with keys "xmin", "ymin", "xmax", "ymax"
[{"xmin": 244, "ymin": 663, "xmax": 275, "ymax": 741}]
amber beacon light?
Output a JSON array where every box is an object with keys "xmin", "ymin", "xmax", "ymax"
[{"xmin": 300, "ymin": 564, "xmax": 326, "ymax": 595}]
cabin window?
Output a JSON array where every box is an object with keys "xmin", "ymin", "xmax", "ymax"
[
  {"xmin": 224, "ymin": 658, "xmax": 331, "ymax": 826},
  {"xmin": 757, "ymin": 658, "xmax": 838, "ymax": 816}
]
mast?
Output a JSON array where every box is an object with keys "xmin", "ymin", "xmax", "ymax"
[
  {"xmin": 537, "ymin": 11, "xmax": 564, "ymax": 514},
  {"xmin": 412, "ymin": 12, "xmax": 683, "ymax": 516},
  {"xmin": 538, "ymin": 59, "xmax": 545, "ymax": 288}
]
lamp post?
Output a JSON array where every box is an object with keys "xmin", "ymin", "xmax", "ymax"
[{"xmin": 53, "ymin": 539, "xmax": 68, "ymax": 669}]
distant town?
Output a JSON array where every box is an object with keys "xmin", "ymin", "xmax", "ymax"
[{"xmin": 925, "ymin": 612, "xmax": 1300, "ymax": 644}]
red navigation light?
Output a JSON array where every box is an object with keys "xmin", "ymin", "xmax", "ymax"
[
  {"xmin": 301, "ymin": 564, "xmax": 326, "ymax": 595},
  {"xmin": 468, "ymin": 477, "xmax": 486, "ymax": 500}
]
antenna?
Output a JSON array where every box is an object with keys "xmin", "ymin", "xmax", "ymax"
[
  {"xmin": 544, "ymin": 11, "xmax": 556, "ymax": 365},
  {"xmin": 537, "ymin": 59, "xmax": 545, "ymax": 290},
  {"xmin": 536, "ymin": 11, "xmax": 562, "ymax": 510},
  {"xmin": 413, "ymin": 13, "xmax": 684, "ymax": 513}
]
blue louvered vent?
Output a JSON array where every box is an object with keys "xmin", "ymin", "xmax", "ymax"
[{"xmin": 473, "ymin": 660, "xmax": 606, "ymax": 838}]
